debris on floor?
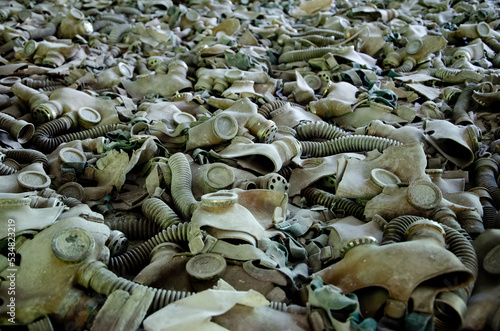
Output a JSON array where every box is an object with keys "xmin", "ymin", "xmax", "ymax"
[{"xmin": 0, "ymin": 0, "xmax": 500, "ymax": 329}]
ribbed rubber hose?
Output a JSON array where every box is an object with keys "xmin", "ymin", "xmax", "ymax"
[
  {"xmin": 300, "ymin": 135, "xmax": 402, "ymax": 157},
  {"xmin": 1, "ymin": 148, "xmax": 49, "ymax": 172},
  {"xmin": 0, "ymin": 8, "xmax": 10, "ymax": 23},
  {"xmin": 99, "ymin": 25, "xmax": 115, "ymax": 35},
  {"xmin": 32, "ymin": 117, "xmax": 72, "ymax": 152},
  {"xmin": 381, "ymin": 215, "xmax": 427, "ymax": 244},
  {"xmin": 381, "ymin": 215, "xmax": 475, "ymax": 243},
  {"xmin": 107, "ymin": 230, "xmax": 128, "ymax": 257},
  {"xmin": 80, "ymin": 261, "xmax": 302, "ymax": 314},
  {"xmin": 277, "ymin": 165, "xmax": 293, "ymax": 181},
  {"xmin": 493, "ymin": 211, "xmax": 500, "ymax": 228},
  {"xmin": 287, "ymin": 35, "xmax": 338, "ymax": 46},
  {"xmin": 108, "ymin": 24, "xmax": 133, "ymax": 43},
  {"xmin": 394, "ymin": 58, "xmax": 416, "ymax": 73},
  {"xmin": 59, "ymin": 124, "xmax": 129, "ymax": 145},
  {"xmin": 381, "ymin": 216, "xmax": 478, "ymax": 276},
  {"xmin": 258, "ymin": 100, "xmax": 288, "ymax": 119},
  {"xmin": 61, "ymin": 196, "xmax": 83, "ymax": 207},
  {"xmin": 80, "ymin": 261, "xmax": 192, "ymax": 313},
  {"xmin": 93, "ymin": 20, "xmax": 117, "ymax": 31},
  {"xmin": 442, "ymin": 224, "xmax": 478, "ymax": 276},
  {"xmin": 142, "ymin": 197, "xmax": 182, "ymax": 229},
  {"xmin": 109, "ymin": 222, "xmax": 190, "ymax": 275},
  {"xmin": 484, "ymin": 36, "xmax": 500, "ymax": 53},
  {"xmin": 33, "ymin": 118, "xmax": 128, "ymax": 153},
  {"xmin": 108, "ymin": 46, "xmax": 122, "ymax": 58},
  {"xmin": 290, "ymin": 28, "xmax": 345, "ymax": 39},
  {"xmin": 482, "ymin": 201, "xmax": 496, "ymax": 229},
  {"xmin": 302, "ymin": 187, "xmax": 365, "ymax": 220},
  {"xmin": 154, "ymin": 59, "xmax": 176, "ymax": 74},
  {"xmin": 168, "ymin": 153, "xmax": 199, "ymax": 220},
  {"xmin": 428, "ymin": 68, "xmax": 466, "ymax": 84},
  {"xmin": 27, "ymin": 315, "xmax": 53, "ymax": 331},
  {"xmin": 98, "ymin": 14, "xmax": 128, "ymax": 24},
  {"xmin": 452, "ymin": 85, "xmax": 475, "ymax": 125},
  {"xmin": 0, "ymin": 163, "xmax": 17, "ymax": 175},
  {"xmin": 21, "ymin": 77, "xmax": 61, "ymax": 89},
  {"xmin": 278, "ymin": 47, "xmax": 340, "ymax": 63},
  {"xmin": 474, "ymin": 164, "xmax": 500, "ymax": 210},
  {"xmin": 442, "ymin": 224, "xmax": 478, "ymax": 299},
  {"xmin": 295, "ymin": 121, "xmax": 350, "ymax": 141},
  {"xmin": 105, "ymin": 217, "xmax": 160, "ymax": 240}
]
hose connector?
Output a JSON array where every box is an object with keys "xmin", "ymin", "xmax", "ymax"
[
  {"xmin": 0, "ymin": 113, "xmax": 34, "ymax": 144},
  {"xmin": 30, "ymin": 95, "xmax": 63, "ymax": 124},
  {"xmin": 246, "ymin": 114, "xmax": 277, "ymax": 144}
]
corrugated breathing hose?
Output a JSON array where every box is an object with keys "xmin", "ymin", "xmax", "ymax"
[
  {"xmin": 27, "ymin": 315, "xmax": 53, "ymax": 331},
  {"xmin": 32, "ymin": 116, "xmax": 73, "ymax": 153},
  {"xmin": 295, "ymin": 121, "xmax": 350, "ymax": 141},
  {"xmin": 108, "ymin": 24, "xmax": 133, "ymax": 43},
  {"xmin": 79, "ymin": 260, "xmax": 305, "ymax": 314},
  {"xmin": 98, "ymin": 14, "xmax": 128, "ymax": 24},
  {"xmin": 300, "ymin": 135, "xmax": 401, "ymax": 157},
  {"xmin": 289, "ymin": 28, "xmax": 345, "ymax": 38},
  {"xmin": 381, "ymin": 215, "xmax": 478, "ymax": 310},
  {"xmin": 258, "ymin": 100, "xmax": 288, "ymax": 119},
  {"xmin": 393, "ymin": 57, "xmax": 416, "ymax": 73},
  {"xmin": 302, "ymin": 187, "xmax": 365, "ymax": 220},
  {"xmin": 381, "ymin": 215, "xmax": 428, "ymax": 244},
  {"xmin": 78, "ymin": 260, "xmax": 192, "ymax": 313},
  {"xmin": 0, "ymin": 148, "xmax": 49, "ymax": 172},
  {"xmin": 168, "ymin": 153, "xmax": 199, "ymax": 220},
  {"xmin": 484, "ymin": 36, "xmax": 500, "ymax": 53},
  {"xmin": 61, "ymin": 196, "xmax": 83, "ymax": 207},
  {"xmin": 473, "ymin": 159, "xmax": 500, "ymax": 210},
  {"xmin": 286, "ymin": 35, "xmax": 338, "ymax": 47},
  {"xmin": 33, "ymin": 117, "xmax": 129, "ymax": 153},
  {"xmin": 93, "ymin": 20, "xmax": 117, "ymax": 31},
  {"xmin": 277, "ymin": 165, "xmax": 293, "ymax": 181},
  {"xmin": 0, "ymin": 163, "xmax": 17, "ymax": 175},
  {"xmin": 381, "ymin": 216, "xmax": 477, "ymax": 278},
  {"xmin": 452, "ymin": 85, "xmax": 475, "ymax": 125},
  {"xmin": 22, "ymin": 77, "xmax": 61, "ymax": 89},
  {"xmin": 105, "ymin": 217, "xmax": 160, "ymax": 240},
  {"xmin": 108, "ymin": 222, "xmax": 191, "ymax": 275},
  {"xmin": 479, "ymin": 197, "xmax": 496, "ymax": 229},
  {"xmin": 493, "ymin": 212, "xmax": 500, "ymax": 228},
  {"xmin": 142, "ymin": 197, "xmax": 182, "ymax": 229},
  {"xmin": 278, "ymin": 47, "xmax": 340, "ymax": 64}
]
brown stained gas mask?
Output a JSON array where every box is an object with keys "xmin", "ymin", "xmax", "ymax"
[{"xmin": 315, "ymin": 220, "xmax": 475, "ymax": 324}]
